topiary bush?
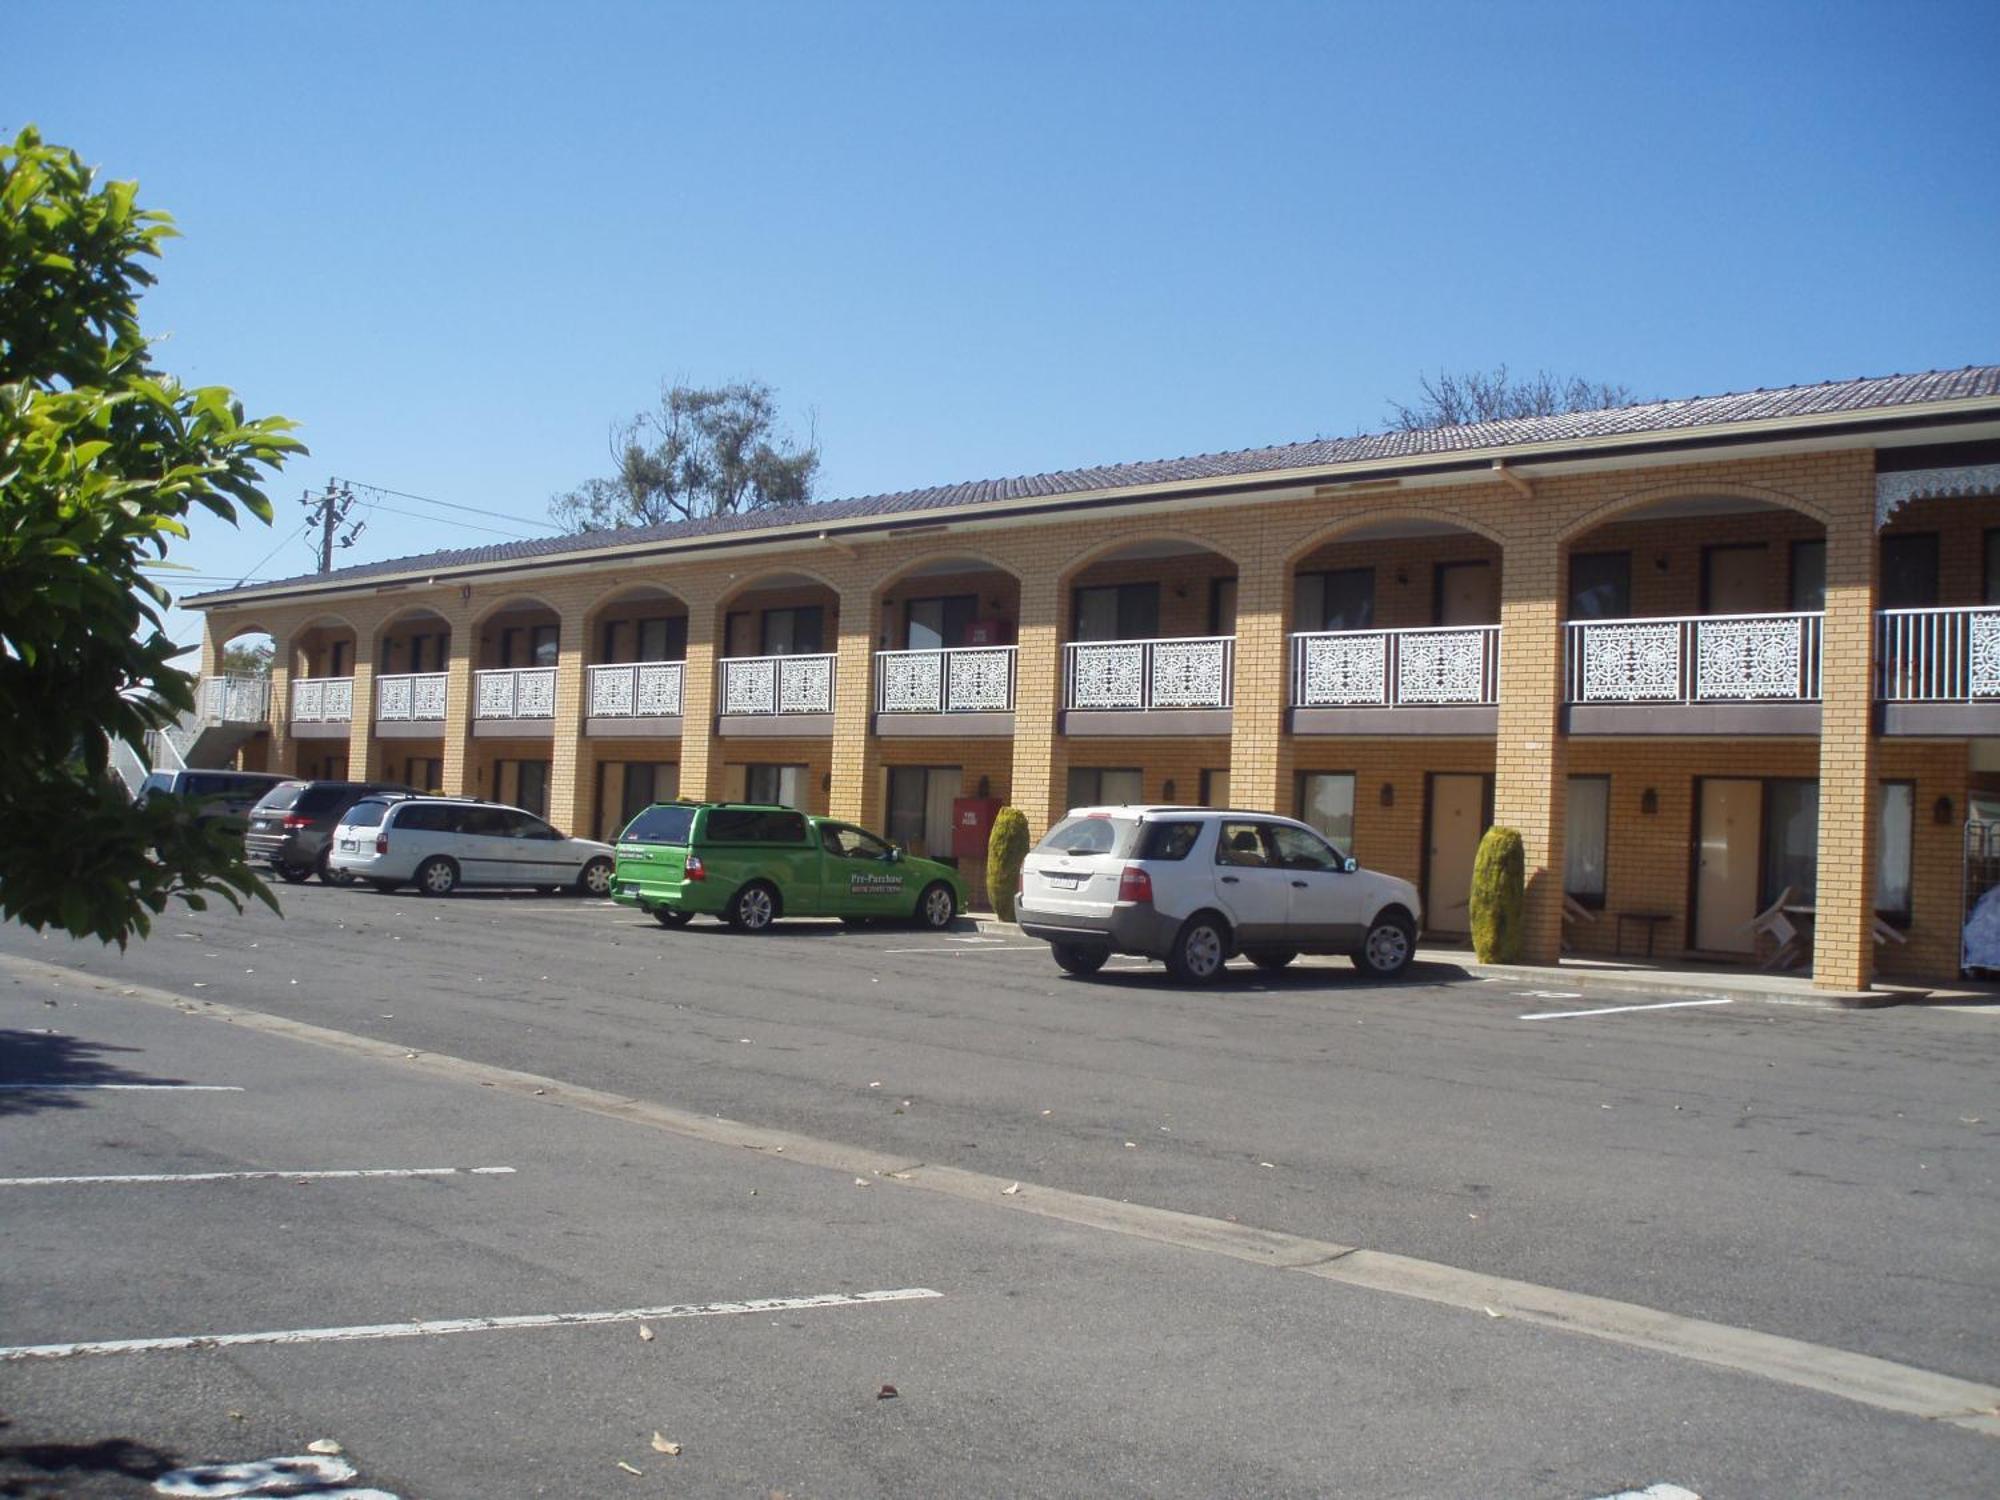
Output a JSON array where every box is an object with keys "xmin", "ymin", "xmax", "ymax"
[
  {"xmin": 986, "ymin": 806, "xmax": 1030, "ymax": 922},
  {"xmin": 1469, "ymin": 825, "xmax": 1526, "ymax": 963}
]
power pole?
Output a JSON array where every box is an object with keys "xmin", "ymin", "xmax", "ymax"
[{"xmin": 301, "ymin": 479, "xmax": 364, "ymax": 572}]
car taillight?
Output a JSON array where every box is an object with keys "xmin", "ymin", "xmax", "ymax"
[
  {"xmin": 1117, "ymin": 864, "xmax": 1153, "ymax": 903},
  {"xmin": 684, "ymin": 854, "xmax": 705, "ymax": 882},
  {"xmin": 375, "ymin": 835, "xmax": 389, "ymax": 854},
  {"xmin": 282, "ymin": 815, "xmax": 312, "ymax": 829}
]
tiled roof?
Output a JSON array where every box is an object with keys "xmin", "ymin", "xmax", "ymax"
[{"xmin": 191, "ymin": 364, "xmax": 2000, "ymax": 603}]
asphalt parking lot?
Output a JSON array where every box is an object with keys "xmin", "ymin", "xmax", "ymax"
[{"xmin": 3, "ymin": 884, "xmax": 1997, "ymax": 1497}]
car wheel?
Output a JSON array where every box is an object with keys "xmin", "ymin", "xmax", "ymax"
[
  {"xmin": 415, "ymin": 857, "xmax": 459, "ymax": 897},
  {"xmin": 1354, "ymin": 908, "xmax": 1416, "ymax": 979},
  {"xmin": 316, "ymin": 849, "xmax": 353, "ymax": 886},
  {"xmin": 275, "ymin": 862, "xmax": 312, "ymax": 885},
  {"xmin": 1249, "ymin": 949, "xmax": 1298, "ymax": 972},
  {"xmin": 654, "ymin": 908, "xmax": 694, "ymax": 928},
  {"xmin": 914, "ymin": 882, "xmax": 956, "ymax": 930},
  {"xmin": 1051, "ymin": 943, "xmax": 1108, "ymax": 976},
  {"xmin": 727, "ymin": 881, "xmax": 778, "ymax": 932},
  {"xmin": 578, "ymin": 857, "xmax": 614, "ymax": 897},
  {"xmin": 1166, "ymin": 913, "xmax": 1231, "ymax": 984}
]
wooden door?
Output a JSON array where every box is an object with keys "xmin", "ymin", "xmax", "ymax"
[
  {"xmin": 1436, "ymin": 562, "xmax": 1497, "ymax": 626},
  {"xmin": 1703, "ymin": 545, "xmax": 1767, "ymax": 615},
  {"xmin": 1695, "ymin": 778, "xmax": 1762, "ymax": 953},
  {"xmin": 1425, "ymin": 773, "xmax": 1491, "ymax": 937}
]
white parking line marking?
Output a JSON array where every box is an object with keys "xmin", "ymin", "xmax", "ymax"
[
  {"xmin": 879, "ymin": 944, "xmax": 1045, "ymax": 954},
  {"xmin": 0, "ymin": 1083, "xmax": 243, "ymax": 1092},
  {"xmin": 0, "ymin": 1287, "xmax": 942, "ymax": 1362},
  {"xmin": 1521, "ymin": 998, "xmax": 1733, "ymax": 1021},
  {"xmin": 0, "ymin": 1166, "xmax": 517, "ymax": 1188}
]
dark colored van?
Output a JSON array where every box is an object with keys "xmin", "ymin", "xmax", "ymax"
[
  {"xmin": 136, "ymin": 769, "xmax": 294, "ymax": 834},
  {"xmin": 244, "ymin": 779, "xmax": 416, "ymax": 883}
]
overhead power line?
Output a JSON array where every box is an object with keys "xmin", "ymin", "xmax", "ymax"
[
  {"xmin": 354, "ymin": 499, "xmax": 545, "ymax": 541},
  {"xmin": 336, "ymin": 476, "xmax": 563, "ymax": 533}
]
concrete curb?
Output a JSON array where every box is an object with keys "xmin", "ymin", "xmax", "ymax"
[{"xmin": 962, "ymin": 915, "xmax": 1916, "ymax": 1010}]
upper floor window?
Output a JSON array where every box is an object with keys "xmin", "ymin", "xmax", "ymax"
[
  {"xmin": 1568, "ymin": 553, "xmax": 1630, "ymax": 620},
  {"xmin": 1073, "ymin": 583, "xmax": 1159, "ymax": 642},
  {"xmin": 1296, "ymin": 569, "xmax": 1374, "ymax": 632}
]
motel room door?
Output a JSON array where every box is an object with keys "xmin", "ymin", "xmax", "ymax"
[
  {"xmin": 1425, "ymin": 773, "xmax": 1493, "ymax": 938},
  {"xmin": 1694, "ymin": 778, "xmax": 1762, "ymax": 954}
]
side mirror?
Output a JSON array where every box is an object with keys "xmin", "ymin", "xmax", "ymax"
[
  {"xmin": 1343, "ymin": 857, "xmax": 1359, "ymax": 873},
  {"xmin": 887, "ymin": 846, "xmax": 904, "ymax": 863}
]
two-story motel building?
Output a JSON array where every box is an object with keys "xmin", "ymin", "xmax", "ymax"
[{"xmin": 185, "ymin": 367, "xmax": 2000, "ymax": 990}]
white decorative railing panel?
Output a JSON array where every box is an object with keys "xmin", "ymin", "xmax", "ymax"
[
  {"xmin": 290, "ymin": 676, "xmax": 355, "ymax": 723},
  {"xmin": 589, "ymin": 660, "xmax": 685, "ymax": 717},
  {"xmin": 473, "ymin": 667, "xmax": 556, "ymax": 719},
  {"xmin": 718, "ymin": 653, "xmax": 836, "ymax": 715},
  {"xmin": 376, "ymin": 671, "xmax": 448, "ymax": 722},
  {"xmin": 198, "ymin": 675, "xmax": 270, "ymax": 724},
  {"xmin": 1293, "ymin": 627, "xmax": 1499, "ymax": 708},
  {"xmin": 1877, "ymin": 606, "xmax": 2000, "ymax": 702},
  {"xmin": 876, "ymin": 647, "xmax": 1017, "ymax": 713},
  {"xmin": 1063, "ymin": 637, "xmax": 1233, "ymax": 711},
  {"xmin": 1565, "ymin": 614, "xmax": 1822, "ymax": 704}
]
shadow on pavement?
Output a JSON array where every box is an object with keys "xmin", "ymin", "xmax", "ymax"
[
  {"xmin": 0, "ymin": 1030, "xmax": 186, "ymax": 1117},
  {"xmin": 0, "ymin": 1418, "xmax": 182, "ymax": 1498}
]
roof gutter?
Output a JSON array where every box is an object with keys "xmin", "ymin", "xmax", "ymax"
[{"xmin": 188, "ymin": 397, "xmax": 2000, "ymax": 610}]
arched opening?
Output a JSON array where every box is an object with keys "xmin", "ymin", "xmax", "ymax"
[
  {"xmin": 874, "ymin": 554, "xmax": 1021, "ymax": 721},
  {"xmin": 583, "ymin": 584, "xmax": 691, "ymax": 839},
  {"xmin": 196, "ymin": 624, "xmax": 277, "ymax": 772},
  {"xmin": 1560, "ymin": 491, "xmax": 1831, "ymax": 968},
  {"xmin": 714, "ymin": 570, "xmax": 840, "ymax": 719},
  {"xmin": 285, "ymin": 615, "xmax": 360, "ymax": 778},
  {"xmin": 1060, "ymin": 538, "xmax": 1238, "ymax": 715},
  {"xmin": 371, "ymin": 608, "xmax": 451, "ymax": 791}
]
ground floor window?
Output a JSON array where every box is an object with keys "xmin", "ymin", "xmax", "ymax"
[
  {"xmin": 1199, "ymin": 769, "xmax": 1231, "ymax": 808},
  {"xmin": 493, "ymin": 759, "xmax": 550, "ymax": 818},
  {"xmin": 1878, "ymin": 781, "xmax": 1914, "ymax": 921},
  {"xmin": 1565, "ymin": 776, "xmax": 1609, "ymax": 908},
  {"xmin": 887, "ymin": 765, "xmax": 961, "ymax": 861},
  {"xmin": 1296, "ymin": 771, "xmax": 1356, "ymax": 853},
  {"xmin": 1066, "ymin": 766, "xmax": 1143, "ymax": 809},
  {"xmin": 742, "ymin": 763, "xmax": 807, "ymax": 808},
  {"xmin": 596, "ymin": 760, "xmax": 678, "ymax": 841},
  {"xmin": 402, "ymin": 757, "xmax": 442, "ymax": 793},
  {"xmin": 1761, "ymin": 779, "xmax": 1819, "ymax": 908}
]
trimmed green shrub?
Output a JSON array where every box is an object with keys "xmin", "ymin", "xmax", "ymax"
[
  {"xmin": 987, "ymin": 806, "xmax": 1030, "ymax": 922},
  {"xmin": 1469, "ymin": 826, "xmax": 1526, "ymax": 963}
]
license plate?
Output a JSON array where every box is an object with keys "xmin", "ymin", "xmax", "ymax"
[
  {"xmin": 1045, "ymin": 873, "xmax": 1084, "ymax": 889},
  {"xmin": 338, "ymin": 839, "xmax": 355, "ymax": 851}
]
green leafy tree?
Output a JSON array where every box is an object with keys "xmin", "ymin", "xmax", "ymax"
[
  {"xmin": 986, "ymin": 806, "xmax": 1029, "ymax": 922},
  {"xmin": 0, "ymin": 126, "xmax": 300, "ymax": 944},
  {"xmin": 1469, "ymin": 826, "xmax": 1526, "ymax": 963},
  {"xmin": 552, "ymin": 380, "xmax": 819, "ymax": 532},
  {"xmin": 221, "ymin": 639, "xmax": 273, "ymax": 678}
]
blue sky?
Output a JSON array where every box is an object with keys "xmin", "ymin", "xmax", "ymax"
[{"xmin": 7, "ymin": 0, "xmax": 1997, "ymax": 649}]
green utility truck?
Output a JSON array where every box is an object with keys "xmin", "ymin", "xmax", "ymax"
[{"xmin": 611, "ymin": 802, "xmax": 966, "ymax": 932}]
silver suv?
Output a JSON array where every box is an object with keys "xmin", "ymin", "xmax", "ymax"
[
  {"xmin": 1016, "ymin": 806, "xmax": 1423, "ymax": 983},
  {"xmin": 328, "ymin": 796, "xmax": 615, "ymax": 897}
]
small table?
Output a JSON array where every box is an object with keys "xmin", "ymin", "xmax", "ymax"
[{"xmin": 1615, "ymin": 911, "xmax": 1673, "ymax": 958}]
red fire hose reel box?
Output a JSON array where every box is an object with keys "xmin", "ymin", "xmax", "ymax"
[{"xmin": 951, "ymin": 797, "xmax": 1002, "ymax": 862}]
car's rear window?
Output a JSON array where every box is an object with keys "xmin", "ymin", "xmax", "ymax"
[
  {"xmin": 341, "ymin": 799, "xmax": 389, "ymax": 829},
  {"xmin": 1038, "ymin": 814, "xmax": 1135, "ymax": 857},
  {"xmin": 703, "ymin": 808, "xmax": 809, "ymax": 844},
  {"xmin": 1136, "ymin": 820, "xmax": 1203, "ymax": 861},
  {"xmin": 254, "ymin": 782, "xmax": 309, "ymax": 812},
  {"xmin": 623, "ymin": 805, "xmax": 695, "ymax": 845},
  {"xmin": 392, "ymin": 802, "xmax": 458, "ymax": 832},
  {"xmin": 292, "ymin": 785, "xmax": 351, "ymax": 815}
]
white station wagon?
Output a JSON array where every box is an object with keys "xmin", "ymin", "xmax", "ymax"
[
  {"xmin": 1015, "ymin": 806, "xmax": 1422, "ymax": 983},
  {"xmin": 329, "ymin": 795, "xmax": 616, "ymax": 897}
]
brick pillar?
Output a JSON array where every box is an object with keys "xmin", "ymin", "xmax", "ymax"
[
  {"xmin": 1813, "ymin": 481, "xmax": 1879, "ymax": 991},
  {"xmin": 347, "ymin": 659, "xmax": 376, "ymax": 782},
  {"xmin": 267, "ymin": 635, "xmax": 293, "ymax": 777},
  {"xmin": 1010, "ymin": 573, "xmax": 1068, "ymax": 837},
  {"xmin": 677, "ymin": 589, "xmax": 720, "ymax": 801},
  {"xmin": 440, "ymin": 627, "xmax": 475, "ymax": 797},
  {"xmin": 828, "ymin": 571, "xmax": 878, "ymax": 825},
  {"xmin": 549, "ymin": 604, "xmax": 590, "ymax": 836},
  {"xmin": 1493, "ymin": 532, "xmax": 1566, "ymax": 963},
  {"xmin": 1227, "ymin": 535, "xmax": 1288, "ymax": 814}
]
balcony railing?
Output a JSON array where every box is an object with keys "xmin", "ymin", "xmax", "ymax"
[
  {"xmin": 197, "ymin": 675, "xmax": 271, "ymax": 724},
  {"xmin": 1291, "ymin": 626, "xmax": 1500, "ymax": 707},
  {"xmin": 718, "ymin": 652, "xmax": 836, "ymax": 715},
  {"xmin": 1565, "ymin": 612, "xmax": 1823, "ymax": 704},
  {"xmin": 876, "ymin": 646, "xmax": 1017, "ymax": 714},
  {"xmin": 375, "ymin": 671, "xmax": 448, "ymax": 722},
  {"xmin": 588, "ymin": 660, "xmax": 685, "ymax": 717},
  {"xmin": 290, "ymin": 676, "xmax": 354, "ymax": 723},
  {"xmin": 1876, "ymin": 606, "xmax": 2000, "ymax": 702},
  {"xmin": 1063, "ymin": 636, "xmax": 1234, "ymax": 711},
  {"xmin": 475, "ymin": 666, "xmax": 557, "ymax": 719}
]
